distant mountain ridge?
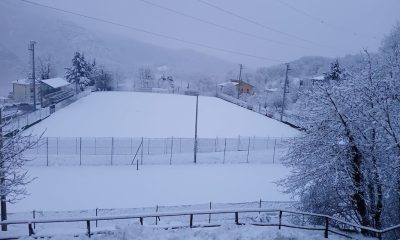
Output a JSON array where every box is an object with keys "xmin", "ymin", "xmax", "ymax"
[{"xmin": 0, "ymin": 0, "xmax": 236, "ymax": 96}]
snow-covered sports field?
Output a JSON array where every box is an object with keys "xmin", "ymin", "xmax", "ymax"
[
  {"xmin": 27, "ymin": 92, "xmax": 298, "ymax": 138},
  {"xmin": 11, "ymin": 164, "xmax": 291, "ymax": 212}
]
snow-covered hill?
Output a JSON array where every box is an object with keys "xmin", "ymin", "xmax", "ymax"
[
  {"xmin": 0, "ymin": 0, "xmax": 235, "ymax": 96},
  {"xmin": 26, "ymin": 92, "xmax": 299, "ymax": 138}
]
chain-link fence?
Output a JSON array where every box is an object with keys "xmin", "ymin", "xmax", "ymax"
[{"xmin": 25, "ymin": 136, "xmax": 291, "ymax": 166}]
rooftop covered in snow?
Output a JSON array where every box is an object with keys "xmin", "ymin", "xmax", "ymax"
[{"xmin": 40, "ymin": 77, "xmax": 70, "ymax": 89}]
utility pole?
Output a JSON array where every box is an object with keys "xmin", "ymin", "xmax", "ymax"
[
  {"xmin": 280, "ymin": 63, "xmax": 291, "ymax": 122},
  {"xmin": 28, "ymin": 41, "xmax": 37, "ymax": 110},
  {"xmin": 194, "ymin": 95, "xmax": 199, "ymax": 164},
  {"xmin": 0, "ymin": 108, "xmax": 6, "ymax": 231},
  {"xmin": 237, "ymin": 64, "xmax": 243, "ymax": 99}
]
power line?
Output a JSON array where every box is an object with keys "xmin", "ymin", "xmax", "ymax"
[
  {"xmin": 273, "ymin": 0, "xmax": 378, "ymax": 40},
  {"xmin": 135, "ymin": 0, "xmax": 315, "ymax": 51},
  {"xmin": 17, "ymin": 0, "xmax": 285, "ymax": 63},
  {"xmin": 195, "ymin": 0, "xmax": 340, "ymax": 50}
]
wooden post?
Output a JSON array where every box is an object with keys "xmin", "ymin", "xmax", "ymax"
[
  {"xmin": 28, "ymin": 223, "xmax": 34, "ymax": 236},
  {"xmin": 223, "ymin": 138, "xmax": 226, "ymax": 164},
  {"xmin": 278, "ymin": 211, "xmax": 282, "ymax": 230},
  {"xmin": 235, "ymin": 212, "xmax": 239, "ymax": 225},
  {"xmin": 179, "ymin": 138, "xmax": 182, "ymax": 153},
  {"xmin": 190, "ymin": 214, "xmax": 193, "ymax": 228},
  {"xmin": 237, "ymin": 135, "xmax": 240, "ymax": 151},
  {"xmin": 324, "ymin": 217, "xmax": 329, "ymax": 238},
  {"xmin": 259, "ymin": 199, "xmax": 262, "ymax": 214},
  {"xmin": 95, "ymin": 208, "xmax": 98, "ymax": 228},
  {"xmin": 169, "ymin": 137, "xmax": 173, "ymax": 165},
  {"xmin": 136, "ymin": 156, "xmax": 139, "ymax": 171},
  {"xmin": 56, "ymin": 137, "xmax": 59, "ymax": 155},
  {"xmin": 208, "ymin": 201, "xmax": 212, "ymax": 224},
  {"xmin": 214, "ymin": 137, "xmax": 217, "ymax": 152},
  {"xmin": 33, "ymin": 210, "xmax": 36, "ymax": 229},
  {"xmin": 86, "ymin": 220, "xmax": 91, "ymax": 238},
  {"xmin": 140, "ymin": 217, "xmax": 143, "ymax": 225},
  {"xmin": 155, "ymin": 205, "xmax": 159, "ymax": 225}
]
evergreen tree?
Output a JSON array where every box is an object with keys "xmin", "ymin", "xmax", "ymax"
[
  {"xmin": 324, "ymin": 59, "xmax": 345, "ymax": 81},
  {"xmin": 65, "ymin": 52, "xmax": 93, "ymax": 93}
]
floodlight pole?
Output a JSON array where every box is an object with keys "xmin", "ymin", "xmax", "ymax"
[{"xmin": 194, "ymin": 95, "xmax": 199, "ymax": 164}]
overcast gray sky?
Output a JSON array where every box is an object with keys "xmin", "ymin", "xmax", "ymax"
[{"xmin": 25, "ymin": 0, "xmax": 400, "ymax": 67}]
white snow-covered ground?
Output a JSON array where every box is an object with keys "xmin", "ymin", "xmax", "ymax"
[
  {"xmin": 26, "ymin": 92, "xmax": 299, "ymax": 138},
  {"xmin": 10, "ymin": 164, "xmax": 291, "ymax": 213},
  {"xmin": 13, "ymin": 225, "xmax": 353, "ymax": 240}
]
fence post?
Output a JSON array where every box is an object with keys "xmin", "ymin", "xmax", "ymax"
[
  {"xmin": 79, "ymin": 137, "xmax": 82, "ymax": 166},
  {"xmin": 111, "ymin": 137, "xmax": 114, "ymax": 166},
  {"xmin": 169, "ymin": 137, "xmax": 174, "ymax": 165},
  {"xmin": 253, "ymin": 136, "xmax": 256, "ymax": 150},
  {"xmin": 140, "ymin": 217, "xmax": 143, "ymax": 225},
  {"xmin": 95, "ymin": 208, "xmax": 98, "ymax": 228},
  {"xmin": 278, "ymin": 211, "xmax": 282, "ymax": 229},
  {"xmin": 324, "ymin": 217, "xmax": 329, "ymax": 238},
  {"xmin": 272, "ymin": 138, "xmax": 277, "ymax": 164},
  {"xmin": 259, "ymin": 199, "xmax": 262, "ymax": 214},
  {"xmin": 56, "ymin": 137, "xmax": 59, "ymax": 155},
  {"xmin": 155, "ymin": 205, "xmax": 159, "ymax": 225},
  {"xmin": 141, "ymin": 137, "xmax": 144, "ymax": 165},
  {"xmin": 214, "ymin": 138, "xmax": 217, "ymax": 152},
  {"xmin": 46, "ymin": 137, "xmax": 49, "ymax": 166},
  {"xmin": 209, "ymin": 201, "xmax": 212, "ymax": 224},
  {"xmin": 237, "ymin": 135, "xmax": 240, "ymax": 151},
  {"xmin": 246, "ymin": 137, "xmax": 251, "ymax": 163},
  {"xmin": 190, "ymin": 214, "xmax": 193, "ymax": 228},
  {"xmin": 179, "ymin": 138, "xmax": 182, "ymax": 153},
  {"xmin": 86, "ymin": 220, "xmax": 91, "ymax": 238},
  {"xmin": 28, "ymin": 223, "xmax": 34, "ymax": 236},
  {"xmin": 235, "ymin": 212, "xmax": 239, "ymax": 225},
  {"xmin": 147, "ymin": 138, "xmax": 150, "ymax": 155},
  {"xmin": 32, "ymin": 210, "xmax": 36, "ymax": 229},
  {"xmin": 223, "ymin": 138, "xmax": 226, "ymax": 164}
]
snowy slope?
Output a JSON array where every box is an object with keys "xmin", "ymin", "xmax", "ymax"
[{"xmin": 26, "ymin": 92, "xmax": 299, "ymax": 138}]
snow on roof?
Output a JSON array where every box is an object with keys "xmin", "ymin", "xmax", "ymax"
[
  {"xmin": 41, "ymin": 77, "xmax": 70, "ymax": 89},
  {"xmin": 311, "ymin": 75, "xmax": 325, "ymax": 81},
  {"xmin": 12, "ymin": 79, "xmax": 38, "ymax": 85},
  {"xmin": 265, "ymin": 88, "xmax": 278, "ymax": 92},
  {"xmin": 218, "ymin": 82, "xmax": 238, "ymax": 87}
]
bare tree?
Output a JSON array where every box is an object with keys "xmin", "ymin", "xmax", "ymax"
[
  {"xmin": 0, "ymin": 108, "xmax": 41, "ymax": 231},
  {"xmin": 37, "ymin": 55, "xmax": 57, "ymax": 80}
]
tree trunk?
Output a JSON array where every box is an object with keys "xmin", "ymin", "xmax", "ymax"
[
  {"xmin": 1, "ymin": 196, "xmax": 6, "ymax": 231},
  {"xmin": 0, "ymin": 109, "xmax": 6, "ymax": 231}
]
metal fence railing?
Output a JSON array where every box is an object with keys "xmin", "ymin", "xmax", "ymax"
[
  {"xmin": 25, "ymin": 136, "xmax": 291, "ymax": 166},
  {"xmin": 3, "ymin": 205, "xmax": 399, "ymax": 239}
]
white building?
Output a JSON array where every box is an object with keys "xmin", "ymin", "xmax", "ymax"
[{"xmin": 12, "ymin": 78, "xmax": 40, "ymax": 103}]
